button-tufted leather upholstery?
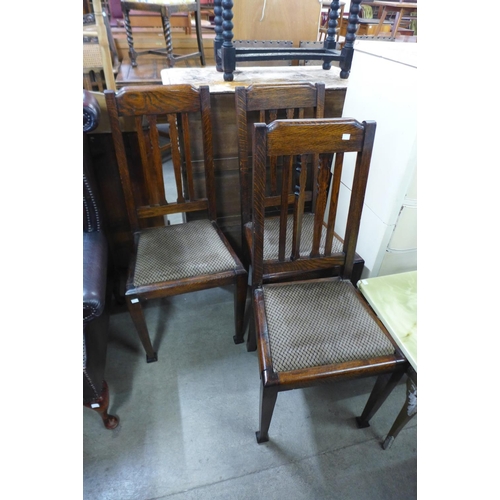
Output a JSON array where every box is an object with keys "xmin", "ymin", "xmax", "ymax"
[{"xmin": 83, "ymin": 90, "xmax": 119, "ymax": 428}]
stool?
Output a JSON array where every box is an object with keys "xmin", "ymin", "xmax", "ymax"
[
  {"xmin": 213, "ymin": 0, "xmax": 361, "ymax": 82},
  {"xmin": 121, "ymin": 0, "xmax": 206, "ymax": 68}
]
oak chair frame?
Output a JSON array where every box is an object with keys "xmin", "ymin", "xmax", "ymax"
[
  {"xmin": 236, "ymin": 83, "xmax": 364, "ymax": 350},
  {"xmin": 105, "ymin": 84, "xmax": 247, "ymax": 362},
  {"xmin": 250, "ymin": 117, "xmax": 407, "ymax": 443}
]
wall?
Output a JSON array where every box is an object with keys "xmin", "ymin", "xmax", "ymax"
[{"xmin": 336, "ymin": 40, "xmax": 417, "ymax": 278}]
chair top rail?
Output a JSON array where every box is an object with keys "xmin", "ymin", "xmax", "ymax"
[{"xmin": 108, "ymin": 85, "xmax": 207, "ymax": 116}]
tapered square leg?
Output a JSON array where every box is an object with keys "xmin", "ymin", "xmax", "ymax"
[
  {"xmin": 356, "ymin": 369, "xmax": 405, "ymax": 428},
  {"xmin": 127, "ymin": 297, "xmax": 158, "ymax": 362},
  {"xmin": 256, "ymin": 383, "xmax": 278, "ymax": 443}
]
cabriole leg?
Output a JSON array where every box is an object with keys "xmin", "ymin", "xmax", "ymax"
[{"xmin": 84, "ymin": 381, "xmax": 119, "ymax": 430}]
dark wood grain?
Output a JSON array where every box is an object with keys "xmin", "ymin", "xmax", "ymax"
[
  {"xmin": 104, "ymin": 84, "xmax": 247, "ymax": 361},
  {"xmin": 250, "ymin": 117, "xmax": 408, "ymax": 443},
  {"xmin": 236, "ymin": 85, "xmax": 364, "ymax": 288},
  {"xmin": 87, "ymin": 84, "xmax": 348, "ymax": 278}
]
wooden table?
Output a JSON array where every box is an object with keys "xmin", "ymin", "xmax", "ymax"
[
  {"xmin": 371, "ymin": 1, "xmax": 418, "ymax": 39},
  {"xmin": 357, "ymin": 270, "xmax": 417, "ymax": 449}
]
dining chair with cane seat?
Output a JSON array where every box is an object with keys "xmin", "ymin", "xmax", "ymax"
[
  {"xmin": 105, "ymin": 84, "xmax": 247, "ymax": 363},
  {"xmin": 235, "ymin": 83, "xmax": 364, "ymax": 349},
  {"xmin": 249, "ymin": 117, "xmax": 408, "ymax": 443}
]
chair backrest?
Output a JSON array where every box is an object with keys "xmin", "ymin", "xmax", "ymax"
[
  {"xmin": 251, "ymin": 118, "xmax": 376, "ymax": 287},
  {"xmin": 235, "ymin": 83, "xmax": 326, "ymax": 228},
  {"xmin": 104, "ymin": 84, "xmax": 216, "ymax": 234}
]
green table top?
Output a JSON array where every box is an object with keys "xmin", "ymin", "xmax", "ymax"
[{"xmin": 358, "ymin": 271, "xmax": 417, "ymax": 371}]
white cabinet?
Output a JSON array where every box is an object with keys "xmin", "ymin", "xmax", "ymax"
[{"xmin": 337, "ymin": 40, "xmax": 417, "ymax": 278}]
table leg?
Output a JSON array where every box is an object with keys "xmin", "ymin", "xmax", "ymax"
[
  {"xmin": 339, "ymin": 0, "xmax": 361, "ymax": 79},
  {"xmin": 160, "ymin": 7, "xmax": 175, "ymax": 67},
  {"xmin": 221, "ymin": 0, "xmax": 235, "ymax": 82},
  {"xmin": 213, "ymin": 0, "xmax": 223, "ymax": 71},
  {"xmin": 382, "ymin": 370, "xmax": 417, "ymax": 449},
  {"xmin": 122, "ymin": 7, "xmax": 138, "ymax": 67},
  {"xmin": 194, "ymin": 5, "xmax": 206, "ymax": 66}
]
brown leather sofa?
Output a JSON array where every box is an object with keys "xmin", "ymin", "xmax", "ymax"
[{"xmin": 83, "ymin": 90, "xmax": 119, "ymax": 429}]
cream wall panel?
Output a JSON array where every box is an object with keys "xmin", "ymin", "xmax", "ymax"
[
  {"xmin": 378, "ymin": 250, "xmax": 417, "ymax": 277},
  {"xmin": 388, "ymin": 205, "xmax": 417, "ymax": 250}
]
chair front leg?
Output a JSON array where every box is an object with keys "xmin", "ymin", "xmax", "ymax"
[
  {"xmin": 127, "ymin": 296, "xmax": 158, "ymax": 363},
  {"xmin": 356, "ymin": 368, "xmax": 405, "ymax": 428},
  {"xmin": 256, "ymin": 380, "xmax": 278, "ymax": 443}
]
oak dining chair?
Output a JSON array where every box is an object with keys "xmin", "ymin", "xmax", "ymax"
[
  {"xmin": 249, "ymin": 117, "xmax": 407, "ymax": 442},
  {"xmin": 105, "ymin": 84, "xmax": 247, "ymax": 362},
  {"xmin": 235, "ymin": 83, "xmax": 364, "ymax": 350}
]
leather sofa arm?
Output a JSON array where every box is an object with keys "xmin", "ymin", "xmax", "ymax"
[
  {"xmin": 83, "ymin": 90, "xmax": 101, "ymax": 133},
  {"xmin": 83, "ymin": 231, "xmax": 108, "ymax": 322}
]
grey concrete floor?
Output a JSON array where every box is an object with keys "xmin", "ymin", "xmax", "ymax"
[{"xmin": 83, "ymin": 286, "xmax": 417, "ymax": 500}]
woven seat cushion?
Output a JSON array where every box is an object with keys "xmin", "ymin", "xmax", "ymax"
[
  {"xmin": 247, "ymin": 213, "xmax": 343, "ymax": 261},
  {"xmin": 133, "ymin": 219, "xmax": 238, "ymax": 286},
  {"xmin": 262, "ymin": 279, "xmax": 395, "ymax": 373}
]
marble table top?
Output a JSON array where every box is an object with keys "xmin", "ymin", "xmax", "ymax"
[{"xmin": 358, "ymin": 271, "xmax": 417, "ymax": 371}]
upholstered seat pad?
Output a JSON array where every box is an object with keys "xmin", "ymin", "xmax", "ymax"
[
  {"xmin": 262, "ymin": 279, "xmax": 395, "ymax": 373},
  {"xmin": 133, "ymin": 220, "xmax": 238, "ymax": 286},
  {"xmin": 247, "ymin": 213, "xmax": 343, "ymax": 261}
]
